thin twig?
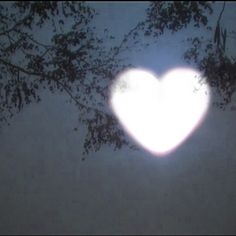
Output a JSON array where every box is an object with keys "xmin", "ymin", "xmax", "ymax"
[{"xmin": 217, "ymin": 1, "xmax": 226, "ymax": 24}]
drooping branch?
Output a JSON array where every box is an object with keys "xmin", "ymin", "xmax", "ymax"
[
  {"xmin": 55, "ymin": 80, "xmax": 111, "ymax": 116},
  {"xmin": 0, "ymin": 58, "xmax": 41, "ymax": 77},
  {"xmin": 0, "ymin": 58, "xmax": 111, "ymax": 117},
  {"xmin": 217, "ymin": 1, "xmax": 226, "ymax": 25}
]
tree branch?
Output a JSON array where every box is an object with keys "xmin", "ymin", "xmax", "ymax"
[
  {"xmin": 112, "ymin": 21, "xmax": 144, "ymax": 59},
  {"xmin": 217, "ymin": 1, "xmax": 226, "ymax": 24},
  {"xmin": 0, "ymin": 12, "xmax": 32, "ymax": 37},
  {"xmin": 55, "ymin": 80, "xmax": 110, "ymax": 115},
  {"xmin": 0, "ymin": 58, "xmax": 112, "ymax": 117},
  {"xmin": 0, "ymin": 58, "xmax": 41, "ymax": 76}
]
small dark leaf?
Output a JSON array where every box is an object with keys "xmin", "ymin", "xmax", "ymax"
[{"xmin": 214, "ymin": 21, "xmax": 220, "ymax": 45}]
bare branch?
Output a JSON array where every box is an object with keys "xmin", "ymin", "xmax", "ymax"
[{"xmin": 217, "ymin": 1, "xmax": 226, "ymax": 24}]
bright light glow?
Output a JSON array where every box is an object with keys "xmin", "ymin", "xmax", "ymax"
[{"xmin": 109, "ymin": 68, "xmax": 210, "ymax": 156}]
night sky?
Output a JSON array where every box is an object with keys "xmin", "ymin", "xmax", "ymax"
[{"xmin": 0, "ymin": 2, "xmax": 236, "ymax": 234}]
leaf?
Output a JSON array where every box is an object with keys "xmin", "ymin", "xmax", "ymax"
[
  {"xmin": 59, "ymin": 19, "xmax": 64, "ymax": 25},
  {"xmin": 214, "ymin": 21, "xmax": 220, "ymax": 45},
  {"xmin": 222, "ymin": 28, "xmax": 227, "ymax": 52}
]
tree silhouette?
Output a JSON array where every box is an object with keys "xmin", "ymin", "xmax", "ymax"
[
  {"xmin": 139, "ymin": 1, "xmax": 236, "ymax": 108},
  {"xmin": 0, "ymin": 1, "xmax": 135, "ymax": 155},
  {"xmin": 0, "ymin": 1, "xmax": 235, "ymax": 156}
]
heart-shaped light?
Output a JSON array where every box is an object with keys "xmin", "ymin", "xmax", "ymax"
[{"xmin": 109, "ymin": 68, "xmax": 210, "ymax": 156}]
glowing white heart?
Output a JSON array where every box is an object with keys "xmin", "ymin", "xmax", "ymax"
[{"xmin": 109, "ymin": 68, "xmax": 210, "ymax": 156}]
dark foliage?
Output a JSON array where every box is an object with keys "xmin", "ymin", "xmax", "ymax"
[
  {"xmin": 0, "ymin": 1, "xmax": 235, "ymax": 156},
  {"xmin": 142, "ymin": 1, "xmax": 236, "ymax": 108},
  {"xmin": 0, "ymin": 1, "xmax": 133, "ymax": 156}
]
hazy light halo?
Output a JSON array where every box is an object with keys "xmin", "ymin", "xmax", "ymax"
[{"xmin": 110, "ymin": 67, "xmax": 210, "ymax": 156}]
